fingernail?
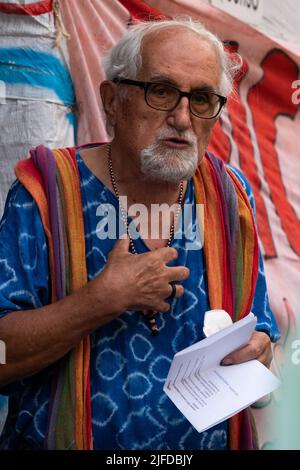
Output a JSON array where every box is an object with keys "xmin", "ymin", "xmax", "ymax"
[{"xmin": 222, "ymin": 358, "xmax": 233, "ymax": 365}]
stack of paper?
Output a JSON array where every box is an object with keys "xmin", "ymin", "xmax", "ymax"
[{"xmin": 164, "ymin": 313, "xmax": 280, "ymax": 433}]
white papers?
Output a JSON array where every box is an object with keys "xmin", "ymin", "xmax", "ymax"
[{"xmin": 164, "ymin": 313, "xmax": 281, "ymax": 433}]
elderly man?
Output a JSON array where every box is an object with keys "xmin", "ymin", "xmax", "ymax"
[{"xmin": 0, "ymin": 18, "xmax": 279, "ymax": 450}]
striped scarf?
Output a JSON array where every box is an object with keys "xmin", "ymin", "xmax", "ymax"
[{"xmin": 15, "ymin": 145, "xmax": 259, "ymax": 450}]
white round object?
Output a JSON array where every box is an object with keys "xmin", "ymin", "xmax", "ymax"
[{"xmin": 203, "ymin": 309, "xmax": 233, "ymax": 337}]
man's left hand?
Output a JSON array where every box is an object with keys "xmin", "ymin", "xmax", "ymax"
[{"xmin": 222, "ymin": 331, "xmax": 272, "ymax": 368}]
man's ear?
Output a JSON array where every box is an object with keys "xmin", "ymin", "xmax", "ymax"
[{"xmin": 100, "ymin": 80, "xmax": 118, "ymax": 127}]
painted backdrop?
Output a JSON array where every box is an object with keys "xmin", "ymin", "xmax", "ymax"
[
  {"xmin": 60, "ymin": 0, "xmax": 300, "ymax": 447},
  {"xmin": 0, "ymin": 0, "xmax": 299, "ymax": 447}
]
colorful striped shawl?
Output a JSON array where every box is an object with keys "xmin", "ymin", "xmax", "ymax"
[
  {"xmin": 15, "ymin": 145, "xmax": 259, "ymax": 450},
  {"xmin": 16, "ymin": 145, "xmax": 92, "ymax": 450}
]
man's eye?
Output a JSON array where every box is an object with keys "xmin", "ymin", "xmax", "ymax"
[
  {"xmin": 193, "ymin": 92, "xmax": 210, "ymax": 104},
  {"xmin": 151, "ymin": 85, "xmax": 169, "ymax": 96}
]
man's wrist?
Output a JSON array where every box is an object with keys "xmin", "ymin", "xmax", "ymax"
[{"xmin": 88, "ymin": 270, "xmax": 127, "ymax": 323}]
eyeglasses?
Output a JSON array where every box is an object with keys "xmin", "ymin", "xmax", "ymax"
[{"xmin": 113, "ymin": 78, "xmax": 227, "ymax": 119}]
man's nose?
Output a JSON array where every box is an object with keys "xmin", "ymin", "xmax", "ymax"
[{"xmin": 166, "ymin": 96, "xmax": 192, "ymax": 130}]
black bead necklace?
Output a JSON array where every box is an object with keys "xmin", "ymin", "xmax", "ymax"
[{"xmin": 107, "ymin": 144, "xmax": 183, "ymax": 334}]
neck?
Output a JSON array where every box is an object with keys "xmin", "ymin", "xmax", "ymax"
[
  {"xmin": 108, "ymin": 142, "xmax": 186, "ymax": 251},
  {"xmin": 109, "ymin": 141, "xmax": 187, "ymax": 207}
]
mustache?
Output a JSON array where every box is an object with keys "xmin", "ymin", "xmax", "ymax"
[{"xmin": 156, "ymin": 128, "xmax": 197, "ymax": 145}]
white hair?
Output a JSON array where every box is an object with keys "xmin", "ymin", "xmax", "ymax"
[{"xmin": 102, "ymin": 17, "xmax": 241, "ymax": 97}]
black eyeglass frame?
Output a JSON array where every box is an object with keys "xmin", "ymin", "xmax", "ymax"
[{"xmin": 113, "ymin": 77, "xmax": 227, "ymax": 119}]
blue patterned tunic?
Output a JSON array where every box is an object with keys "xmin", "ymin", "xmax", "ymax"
[{"xmin": 0, "ymin": 152, "xmax": 280, "ymax": 449}]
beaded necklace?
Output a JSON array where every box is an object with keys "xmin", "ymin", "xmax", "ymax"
[{"xmin": 107, "ymin": 144, "xmax": 184, "ymax": 334}]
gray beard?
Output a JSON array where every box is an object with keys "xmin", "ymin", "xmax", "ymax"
[{"xmin": 140, "ymin": 140, "xmax": 199, "ymax": 183}]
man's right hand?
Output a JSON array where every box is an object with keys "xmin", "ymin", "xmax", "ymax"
[
  {"xmin": 0, "ymin": 238, "xmax": 189, "ymax": 386},
  {"xmin": 90, "ymin": 237, "xmax": 190, "ymax": 319}
]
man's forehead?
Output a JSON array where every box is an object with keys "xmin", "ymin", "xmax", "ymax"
[
  {"xmin": 141, "ymin": 26, "xmax": 216, "ymax": 55},
  {"xmin": 139, "ymin": 28, "xmax": 221, "ymax": 87}
]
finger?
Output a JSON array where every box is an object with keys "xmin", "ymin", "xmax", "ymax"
[
  {"xmin": 165, "ymin": 282, "xmax": 185, "ymax": 299},
  {"xmin": 250, "ymin": 331, "xmax": 272, "ymax": 366},
  {"xmin": 255, "ymin": 342, "xmax": 273, "ymax": 367},
  {"xmin": 222, "ymin": 331, "xmax": 271, "ymax": 365},
  {"xmin": 153, "ymin": 301, "xmax": 170, "ymax": 313},
  {"xmin": 229, "ymin": 347, "xmax": 272, "ymax": 367},
  {"xmin": 166, "ymin": 266, "xmax": 190, "ymax": 282},
  {"xmin": 257, "ymin": 351, "xmax": 273, "ymax": 368},
  {"xmin": 112, "ymin": 237, "xmax": 130, "ymax": 253},
  {"xmin": 153, "ymin": 247, "xmax": 178, "ymax": 263},
  {"xmin": 173, "ymin": 284, "xmax": 184, "ymax": 298},
  {"xmin": 167, "ymin": 282, "xmax": 176, "ymax": 299},
  {"xmin": 221, "ymin": 343, "xmax": 258, "ymax": 365}
]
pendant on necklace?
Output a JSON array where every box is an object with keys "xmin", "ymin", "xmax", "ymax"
[{"xmin": 141, "ymin": 309, "xmax": 159, "ymax": 335}]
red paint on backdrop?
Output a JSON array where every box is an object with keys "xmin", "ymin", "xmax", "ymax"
[
  {"xmin": 210, "ymin": 42, "xmax": 276, "ymax": 257},
  {"xmin": 118, "ymin": 0, "xmax": 168, "ymax": 21},
  {"xmin": 248, "ymin": 49, "xmax": 300, "ymax": 256}
]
